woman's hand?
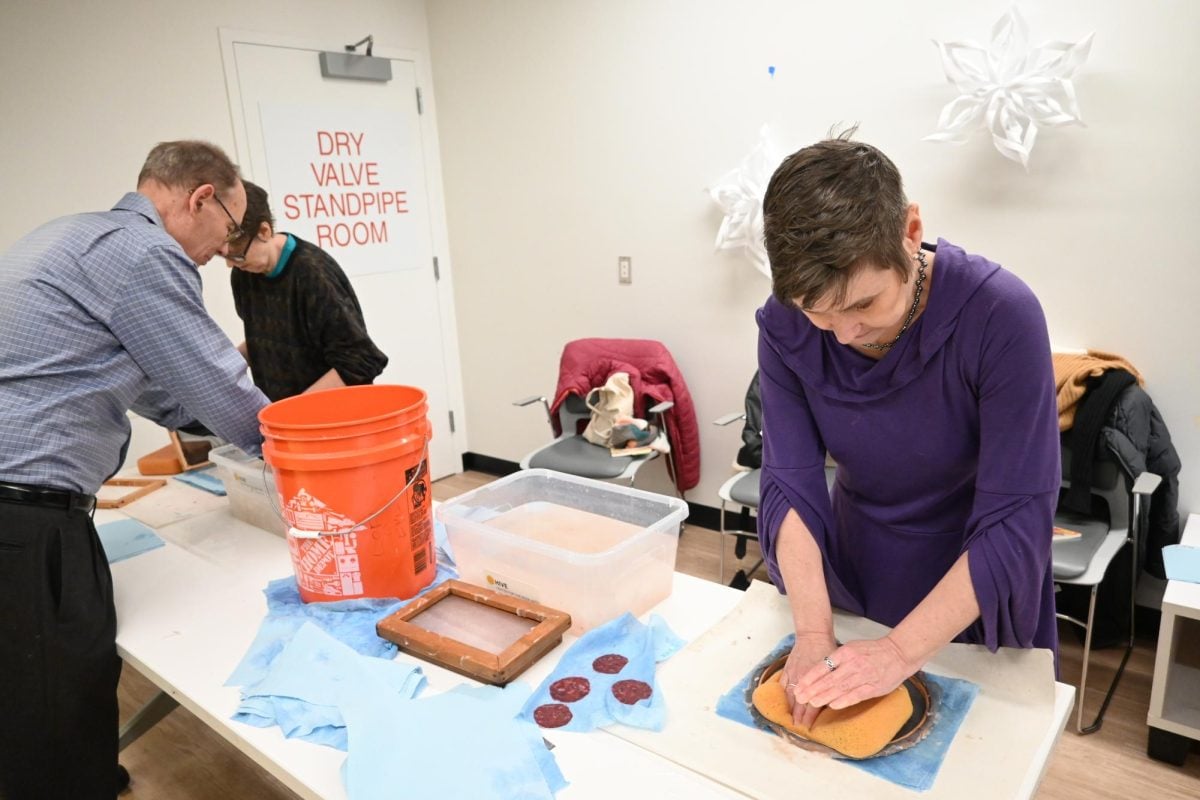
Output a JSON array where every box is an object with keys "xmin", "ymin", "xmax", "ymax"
[
  {"xmin": 791, "ymin": 635, "xmax": 917, "ymax": 711},
  {"xmin": 781, "ymin": 631, "xmax": 837, "ymax": 729}
]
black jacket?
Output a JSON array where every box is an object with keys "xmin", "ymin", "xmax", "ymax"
[{"xmin": 1099, "ymin": 383, "xmax": 1182, "ymax": 579}]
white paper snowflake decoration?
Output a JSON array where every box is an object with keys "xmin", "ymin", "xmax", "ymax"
[
  {"xmin": 708, "ymin": 124, "xmax": 778, "ymax": 279},
  {"xmin": 925, "ymin": 8, "xmax": 1094, "ymax": 168}
]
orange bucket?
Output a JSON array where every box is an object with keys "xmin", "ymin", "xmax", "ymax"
[{"xmin": 259, "ymin": 385, "xmax": 436, "ymax": 602}]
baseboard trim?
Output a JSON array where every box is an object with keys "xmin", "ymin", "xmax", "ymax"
[
  {"xmin": 459, "ymin": 453, "xmax": 757, "ymax": 534},
  {"xmin": 461, "ymin": 452, "xmax": 521, "ymax": 477},
  {"xmin": 686, "ymin": 503, "xmax": 759, "ymax": 535}
]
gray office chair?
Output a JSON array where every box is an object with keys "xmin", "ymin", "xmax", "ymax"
[
  {"xmin": 713, "ymin": 411, "xmax": 762, "ymax": 586},
  {"xmin": 514, "ymin": 392, "xmax": 678, "ymax": 491},
  {"xmin": 1053, "ymin": 441, "xmax": 1160, "ymax": 734},
  {"xmin": 713, "ymin": 408, "xmax": 836, "ymax": 588}
]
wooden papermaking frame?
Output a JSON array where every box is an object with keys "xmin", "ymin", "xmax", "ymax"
[{"xmin": 376, "ymin": 579, "xmax": 571, "ymax": 685}]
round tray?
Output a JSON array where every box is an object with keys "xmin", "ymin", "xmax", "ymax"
[{"xmin": 747, "ymin": 654, "xmax": 938, "ymax": 760}]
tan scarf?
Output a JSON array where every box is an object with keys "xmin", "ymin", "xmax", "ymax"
[{"xmin": 1052, "ymin": 350, "xmax": 1143, "ymax": 431}]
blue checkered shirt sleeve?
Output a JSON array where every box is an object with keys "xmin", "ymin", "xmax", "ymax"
[{"xmin": 0, "ymin": 193, "xmax": 268, "ymax": 493}]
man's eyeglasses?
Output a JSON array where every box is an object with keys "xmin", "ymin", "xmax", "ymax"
[
  {"xmin": 226, "ymin": 233, "xmax": 255, "ymax": 264},
  {"xmin": 195, "ymin": 187, "xmax": 243, "ymax": 244}
]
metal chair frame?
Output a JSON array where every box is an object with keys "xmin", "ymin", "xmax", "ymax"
[
  {"xmin": 1054, "ymin": 451, "xmax": 1160, "ymax": 734},
  {"xmin": 713, "ymin": 411, "xmax": 763, "ymax": 585},
  {"xmin": 514, "ymin": 392, "xmax": 682, "ymax": 499}
]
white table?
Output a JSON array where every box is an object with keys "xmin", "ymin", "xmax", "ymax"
[
  {"xmin": 104, "ymin": 481, "xmax": 1073, "ymax": 799},
  {"xmin": 1147, "ymin": 512, "xmax": 1200, "ymax": 763}
]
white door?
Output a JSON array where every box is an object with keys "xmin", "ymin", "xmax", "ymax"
[{"xmin": 220, "ymin": 30, "xmax": 463, "ymax": 479}]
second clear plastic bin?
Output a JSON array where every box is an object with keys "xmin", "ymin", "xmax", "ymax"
[
  {"xmin": 435, "ymin": 469, "xmax": 688, "ymax": 634},
  {"xmin": 208, "ymin": 444, "xmax": 287, "ymax": 537}
]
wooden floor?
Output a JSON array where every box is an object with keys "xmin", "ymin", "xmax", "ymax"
[{"xmin": 116, "ymin": 471, "xmax": 1200, "ymax": 798}]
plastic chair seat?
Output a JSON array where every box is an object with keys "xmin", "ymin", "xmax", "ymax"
[
  {"xmin": 527, "ymin": 435, "xmax": 641, "ymax": 480},
  {"xmin": 727, "ymin": 469, "xmax": 761, "ymax": 508},
  {"xmin": 1051, "ymin": 510, "xmax": 1110, "ymax": 579}
]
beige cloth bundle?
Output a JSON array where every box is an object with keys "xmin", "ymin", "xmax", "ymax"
[{"xmin": 582, "ymin": 372, "xmax": 635, "ymax": 446}]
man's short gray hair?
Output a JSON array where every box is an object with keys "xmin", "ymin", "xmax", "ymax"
[{"xmin": 137, "ymin": 141, "xmax": 241, "ymax": 193}]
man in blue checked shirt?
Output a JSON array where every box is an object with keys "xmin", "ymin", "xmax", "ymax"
[{"xmin": 0, "ymin": 140, "xmax": 270, "ymax": 799}]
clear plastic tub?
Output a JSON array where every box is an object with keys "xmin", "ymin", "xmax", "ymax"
[
  {"xmin": 208, "ymin": 444, "xmax": 287, "ymax": 537},
  {"xmin": 436, "ymin": 469, "xmax": 688, "ymax": 634}
]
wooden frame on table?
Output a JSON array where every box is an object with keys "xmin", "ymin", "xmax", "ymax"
[
  {"xmin": 376, "ymin": 579, "xmax": 571, "ymax": 685},
  {"xmin": 137, "ymin": 430, "xmax": 213, "ymax": 476},
  {"xmin": 97, "ymin": 478, "xmax": 167, "ymax": 509}
]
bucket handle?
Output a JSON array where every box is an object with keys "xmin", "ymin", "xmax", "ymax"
[{"xmin": 261, "ymin": 441, "xmax": 429, "ymax": 539}]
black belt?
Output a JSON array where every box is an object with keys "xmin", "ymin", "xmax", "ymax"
[{"xmin": 0, "ymin": 481, "xmax": 96, "ymax": 513}]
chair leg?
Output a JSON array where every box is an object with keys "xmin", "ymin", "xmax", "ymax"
[
  {"xmin": 740, "ymin": 555, "xmax": 765, "ymax": 582},
  {"xmin": 718, "ymin": 499, "xmax": 727, "ymax": 584},
  {"xmin": 1074, "ymin": 583, "xmax": 1134, "ymax": 735},
  {"xmin": 662, "ymin": 441, "xmax": 682, "ymax": 498}
]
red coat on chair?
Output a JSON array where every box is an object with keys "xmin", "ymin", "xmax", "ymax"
[{"xmin": 550, "ymin": 338, "xmax": 701, "ymax": 492}]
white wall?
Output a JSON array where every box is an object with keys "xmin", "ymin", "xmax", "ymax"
[
  {"xmin": 426, "ymin": 0, "xmax": 1200, "ymax": 514},
  {"xmin": 3, "ymin": 1, "xmax": 1197, "ymax": 518},
  {"xmin": 0, "ymin": 0, "xmax": 436, "ymax": 464}
]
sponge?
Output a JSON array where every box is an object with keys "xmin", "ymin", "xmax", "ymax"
[{"xmin": 751, "ymin": 671, "xmax": 913, "ymax": 759}]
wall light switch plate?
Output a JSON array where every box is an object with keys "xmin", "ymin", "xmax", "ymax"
[{"xmin": 618, "ymin": 256, "xmax": 632, "ymax": 284}]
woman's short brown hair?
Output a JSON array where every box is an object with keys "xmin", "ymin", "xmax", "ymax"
[{"xmin": 763, "ymin": 130, "xmax": 911, "ymax": 308}]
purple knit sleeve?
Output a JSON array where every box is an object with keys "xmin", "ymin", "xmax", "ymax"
[{"xmin": 962, "ymin": 283, "xmax": 1061, "ymax": 650}]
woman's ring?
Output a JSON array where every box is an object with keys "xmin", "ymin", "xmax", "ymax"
[{"xmin": 823, "ymin": 656, "xmax": 838, "ymax": 672}]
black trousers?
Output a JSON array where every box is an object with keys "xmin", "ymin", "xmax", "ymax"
[{"xmin": 0, "ymin": 501, "xmax": 121, "ymax": 799}]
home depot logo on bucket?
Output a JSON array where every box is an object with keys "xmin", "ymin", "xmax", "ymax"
[
  {"xmin": 259, "ymin": 384, "xmax": 438, "ymax": 603},
  {"xmin": 284, "ymin": 489, "xmax": 365, "ymax": 598}
]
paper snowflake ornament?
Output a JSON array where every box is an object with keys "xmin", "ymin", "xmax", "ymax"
[
  {"xmin": 925, "ymin": 8, "xmax": 1094, "ymax": 168},
  {"xmin": 708, "ymin": 125, "xmax": 778, "ymax": 279}
]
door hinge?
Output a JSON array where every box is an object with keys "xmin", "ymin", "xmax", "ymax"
[
  {"xmin": 415, "ymin": 87, "xmax": 423, "ymax": 114},
  {"xmin": 448, "ymin": 410, "xmax": 456, "ymax": 433},
  {"xmin": 432, "ymin": 256, "xmax": 440, "ymax": 281}
]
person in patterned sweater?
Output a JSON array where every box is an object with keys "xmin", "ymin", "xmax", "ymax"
[{"xmin": 223, "ymin": 180, "xmax": 388, "ymax": 402}]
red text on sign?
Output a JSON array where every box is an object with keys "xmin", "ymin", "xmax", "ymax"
[
  {"xmin": 316, "ymin": 131, "xmax": 365, "ymax": 156},
  {"xmin": 309, "ymin": 161, "xmax": 380, "ymax": 187},
  {"xmin": 281, "ymin": 191, "xmax": 408, "ymax": 220},
  {"xmin": 317, "ymin": 220, "xmax": 389, "ymax": 248}
]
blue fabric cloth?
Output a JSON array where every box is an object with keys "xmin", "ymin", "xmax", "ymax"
[
  {"xmin": 173, "ymin": 465, "xmax": 227, "ymax": 495},
  {"xmin": 226, "ymin": 563, "xmax": 456, "ymax": 689},
  {"xmin": 0, "ymin": 192, "xmax": 268, "ymax": 494},
  {"xmin": 519, "ymin": 613, "xmax": 685, "ymax": 732},
  {"xmin": 231, "ymin": 622, "xmax": 565, "ymax": 799},
  {"xmin": 233, "ymin": 621, "xmax": 427, "ymax": 750},
  {"xmin": 343, "ymin": 682, "xmax": 567, "ymax": 800},
  {"xmin": 96, "ymin": 518, "xmax": 165, "ymax": 563},
  {"xmin": 433, "ymin": 518, "xmax": 455, "ymax": 568},
  {"xmin": 1163, "ymin": 544, "xmax": 1200, "ymax": 583},
  {"xmin": 715, "ymin": 633, "xmax": 980, "ymax": 792}
]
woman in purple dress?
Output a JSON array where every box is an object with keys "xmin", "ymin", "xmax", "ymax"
[{"xmin": 757, "ymin": 133, "xmax": 1060, "ymax": 729}]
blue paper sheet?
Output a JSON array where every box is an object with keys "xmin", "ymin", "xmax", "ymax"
[
  {"xmin": 1163, "ymin": 544, "xmax": 1200, "ymax": 584},
  {"xmin": 226, "ymin": 563, "xmax": 457, "ymax": 688},
  {"xmin": 343, "ymin": 682, "xmax": 567, "ymax": 800},
  {"xmin": 234, "ymin": 621, "xmax": 427, "ymax": 749},
  {"xmin": 519, "ymin": 613, "xmax": 685, "ymax": 732},
  {"xmin": 433, "ymin": 519, "xmax": 455, "ymax": 568},
  {"xmin": 232, "ymin": 622, "xmax": 565, "ymax": 799},
  {"xmin": 96, "ymin": 518, "xmax": 164, "ymax": 564},
  {"xmin": 172, "ymin": 465, "xmax": 226, "ymax": 495},
  {"xmin": 715, "ymin": 633, "xmax": 979, "ymax": 793}
]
